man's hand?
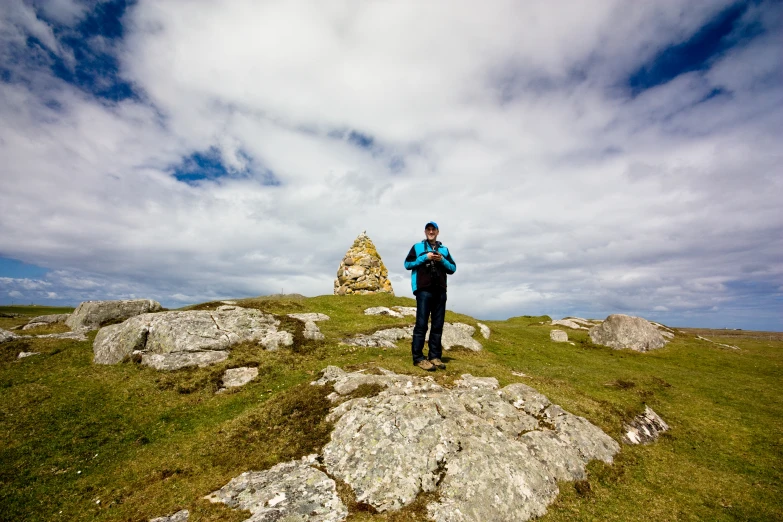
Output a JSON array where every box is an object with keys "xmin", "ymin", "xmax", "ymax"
[{"xmin": 427, "ymin": 252, "xmax": 443, "ymax": 261}]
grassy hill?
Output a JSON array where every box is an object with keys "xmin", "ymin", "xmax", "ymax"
[{"xmin": 1, "ymin": 295, "xmax": 781, "ymax": 521}]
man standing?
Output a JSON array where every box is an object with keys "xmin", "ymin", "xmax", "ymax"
[{"xmin": 404, "ymin": 221, "xmax": 457, "ymax": 371}]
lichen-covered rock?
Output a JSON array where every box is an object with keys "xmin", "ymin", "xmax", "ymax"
[
  {"xmin": 316, "ymin": 367, "xmax": 620, "ymax": 520},
  {"xmin": 221, "ymin": 367, "xmax": 259, "ymax": 389},
  {"xmin": 392, "ymin": 306, "xmax": 417, "ymax": 316},
  {"xmin": 93, "ymin": 309, "xmax": 293, "ymax": 370},
  {"xmin": 364, "ymin": 306, "xmax": 403, "ymax": 318},
  {"xmin": 22, "ymin": 313, "xmax": 70, "ymax": 330},
  {"xmin": 288, "ymin": 313, "xmax": 330, "ymax": 340},
  {"xmin": 150, "ymin": 509, "xmax": 189, "ymax": 522},
  {"xmin": 334, "ymin": 231, "xmax": 393, "ymax": 295},
  {"xmin": 66, "ymin": 299, "xmax": 162, "ymax": 331},
  {"xmin": 623, "ymin": 406, "xmax": 669, "ymax": 444},
  {"xmin": 589, "ymin": 314, "xmax": 667, "ymax": 352},
  {"xmin": 343, "ymin": 322, "xmax": 482, "ymax": 351},
  {"xmin": 204, "ymin": 455, "xmax": 347, "ymax": 521},
  {"xmin": 550, "ymin": 329, "xmax": 568, "ymax": 342}
]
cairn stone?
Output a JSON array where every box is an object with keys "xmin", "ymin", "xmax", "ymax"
[{"xmin": 334, "ymin": 231, "xmax": 393, "ymax": 295}]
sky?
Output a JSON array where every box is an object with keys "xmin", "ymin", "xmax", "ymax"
[{"xmin": 1, "ymin": 0, "xmax": 781, "ymax": 331}]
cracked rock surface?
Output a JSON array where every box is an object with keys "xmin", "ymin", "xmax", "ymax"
[
  {"xmin": 315, "ymin": 366, "xmax": 619, "ymax": 520},
  {"xmin": 204, "ymin": 455, "xmax": 347, "ymax": 522},
  {"xmin": 93, "ymin": 308, "xmax": 293, "ymax": 370}
]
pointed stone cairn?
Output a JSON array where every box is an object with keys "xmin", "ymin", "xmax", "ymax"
[{"xmin": 334, "ymin": 231, "xmax": 394, "ymax": 295}]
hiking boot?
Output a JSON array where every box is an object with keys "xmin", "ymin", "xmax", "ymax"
[
  {"xmin": 429, "ymin": 358, "xmax": 446, "ymax": 370},
  {"xmin": 416, "ymin": 359, "xmax": 436, "ymax": 372}
]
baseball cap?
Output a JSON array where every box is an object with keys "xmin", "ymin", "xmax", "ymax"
[{"xmin": 425, "ymin": 221, "xmax": 439, "ymax": 230}]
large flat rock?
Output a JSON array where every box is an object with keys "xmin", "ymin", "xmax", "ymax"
[
  {"xmin": 93, "ymin": 308, "xmax": 293, "ymax": 370},
  {"xmin": 313, "ymin": 366, "xmax": 619, "ymax": 520}
]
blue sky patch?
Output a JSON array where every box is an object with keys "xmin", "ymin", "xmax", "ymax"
[
  {"xmin": 0, "ymin": 256, "xmax": 49, "ymax": 279},
  {"xmin": 348, "ymin": 130, "xmax": 375, "ymax": 149},
  {"xmin": 172, "ymin": 148, "xmax": 280, "ymax": 186},
  {"xmin": 628, "ymin": 2, "xmax": 754, "ymax": 95}
]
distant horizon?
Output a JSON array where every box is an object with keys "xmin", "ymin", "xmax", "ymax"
[{"xmin": 3, "ymin": 296, "xmax": 780, "ymax": 333}]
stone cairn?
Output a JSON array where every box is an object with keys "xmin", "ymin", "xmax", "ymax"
[{"xmin": 334, "ymin": 231, "xmax": 394, "ymax": 295}]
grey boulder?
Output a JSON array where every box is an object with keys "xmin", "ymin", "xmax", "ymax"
[
  {"xmin": 589, "ymin": 314, "xmax": 667, "ymax": 352},
  {"xmin": 93, "ymin": 308, "xmax": 293, "ymax": 370},
  {"xmin": 550, "ymin": 329, "xmax": 569, "ymax": 342},
  {"xmin": 66, "ymin": 299, "xmax": 162, "ymax": 331}
]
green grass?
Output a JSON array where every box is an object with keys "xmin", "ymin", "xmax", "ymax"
[{"xmin": 0, "ymin": 299, "xmax": 781, "ymax": 521}]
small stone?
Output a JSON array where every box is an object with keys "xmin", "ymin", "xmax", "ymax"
[
  {"xmin": 364, "ymin": 307, "xmax": 403, "ymax": 318},
  {"xmin": 149, "ymin": 509, "xmax": 189, "ymax": 522},
  {"xmin": 550, "ymin": 330, "xmax": 569, "ymax": 342},
  {"xmin": 17, "ymin": 352, "xmax": 40, "ymax": 359},
  {"xmin": 221, "ymin": 367, "xmax": 259, "ymax": 388},
  {"xmin": 623, "ymin": 406, "xmax": 669, "ymax": 444}
]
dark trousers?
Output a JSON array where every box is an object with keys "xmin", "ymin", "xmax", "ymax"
[{"xmin": 411, "ymin": 288, "xmax": 447, "ymax": 363}]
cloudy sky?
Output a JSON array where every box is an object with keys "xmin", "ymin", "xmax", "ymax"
[{"xmin": 1, "ymin": 0, "xmax": 781, "ymax": 330}]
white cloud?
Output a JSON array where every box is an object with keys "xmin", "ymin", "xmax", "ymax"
[{"xmin": 0, "ymin": 0, "xmax": 781, "ymax": 330}]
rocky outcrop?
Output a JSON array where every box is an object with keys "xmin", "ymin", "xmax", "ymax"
[
  {"xmin": 623, "ymin": 406, "xmax": 669, "ymax": 444},
  {"xmin": 93, "ymin": 307, "xmax": 293, "ymax": 370},
  {"xmin": 589, "ymin": 314, "xmax": 667, "ymax": 352},
  {"xmin": 0, "ymin": 328, "xmax": 19, "ymax": 343},
  {"xmin": 312, "ymin": 366, "xmax": 619, "ymax": 520},
  {"xmin": 66, "ymin": 299, "xmax": 162, "ymax": 331},
  {"xmin": 550, "ymin": 329, "xmax": 568, "ymax": 342},
  {"xmin": 551, "ymin": 319, "xmax": 586, "ymax": 330},
  {"xmin": 288, "ymin": 313, "xmax": 330, "ymax": 340},
  {"xmin": 22, "ymin": 313, "xmax": 70, "ymax": 330},
  {"xmin": 334, "ymin": 232, "xmax": 393, "ymax": 295},
  {"xmin": 343, "ymin": 322, "xmax": 482, "ymax": 351},
  {"xmin": 204, "ymin": 455, "xmax": 347, "ymax": 521}
]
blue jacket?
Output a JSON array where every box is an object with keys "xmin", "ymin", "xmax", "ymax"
[{"xmin": 404, "ymin": 240, "xmax": 456, "ymax": 293}]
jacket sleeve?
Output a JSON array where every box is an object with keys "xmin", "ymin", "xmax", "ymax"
[
  {"xmin": 404, "ymin": 245, "xmax": 427, "ymax": 271},
  {"xmin": 440, "ymin": 249, "xmax": 456, "ymax": 275}
]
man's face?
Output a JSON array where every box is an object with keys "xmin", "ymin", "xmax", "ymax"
[{"xmin": 425, "ymin": 225, "xmax": 439, "ymax": 241}]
